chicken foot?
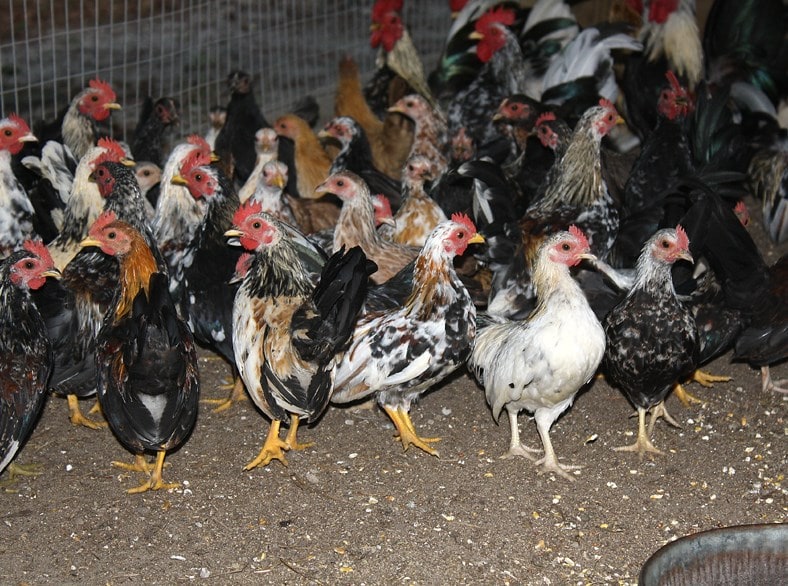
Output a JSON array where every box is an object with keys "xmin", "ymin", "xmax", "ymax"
[
  {"xmin": 500, "ymin": 409, "xmax": 541, "ymax": 460},
  {"xmin": 283, "ymin": 415, "xmax": 313, "ymax": 451},
  {"xmin": 203, "ymin": 376, "xmax": 247, "ymax": 413},
  {"xmin": 244, "ymin": 419, "xmax": 290, "ymax": 470},
  {"xmin": 66, "ymin": 394, "xmax": 108, "ymax": 429},
  {"xmin": 1, "ymin": 462, "xmax": 44, "ymax": 492},
  {"xmin": 761, "ymin": 366, "xmax": 788, "ymax": 394},
  {"xmin": 614, "ymin": 407, "xmax": 664, "ymax": 460},
  {"xmin": 112, "ymin": 454, "xmax": 153, "ymax": 474},
  {"xmin": 533, "ymin": 409, "xmax": 580, "ymax": 481},
  {"xmin": 647, "ymin": 400, "xmax": 682, "ymax": 437},
  {"xmin": 383, "ymin": 406, "xmax": 440, "ymax": 456},
  {"xmin": 126, "ymin": 451, "xmax": 180, "ymax": 494}
]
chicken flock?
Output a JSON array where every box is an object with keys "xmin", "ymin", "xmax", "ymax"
[{"xmin": 0, "ymin": 0, "xmax": 786, "ymax": 492}]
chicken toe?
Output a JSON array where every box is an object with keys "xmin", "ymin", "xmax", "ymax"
[
  {"xmin": 500, "ymin": 409, "xmax": 540, "ymax": 460},
  {"xmin": 384, "ymin": 407, "xmax": 440, "ymax": 456},
  {"xmin": 284, "ymin": 415, "xmax": 314, "ymax": 451},
  {"xmin": 67, "ymin": 394, "xmax": 108, "ymax": 429},
  {"xmin": 204, "ymin": 377, "xmax": 247, "ymax": 413},
  {"xmin": 127, "ymin": 452, "xmax": 180, "ymax": 494},
  {"xmin": 533, "ymin": 410, "xmax": 579, "ymax": 481},
  {"xmin": 614, "ymin": 408, "xmax": 665, "ymax": 459},
  {"xmin": 244, "ymin": 420, "xmax": 289, "ymax": 470},
  {"xmin": 691, "ymin": 368, "xmax": 731, "ymax": 387}
]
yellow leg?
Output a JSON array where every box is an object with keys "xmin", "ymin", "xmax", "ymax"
[
  {"xmin": 1, "ymin": 462, "xmax": 44, "ymax": 491},
  {"xmin": 647, "ymin": 400, "xmax": 682, "ymax": 437},
  {"xmin": 614, "ymin": 407, "xmax": 664, "ymax": 460},
  {"xmin": 127, "ymin": 451, "xmax": 180, "ymax": 494},
  {"xmin": 112, "ymin": 454, "xmax": 152, "ymax": 474},
  {"xmin": 244, "ymin": 420, "xmax": 289, "ymax": 470},
  {"xmin": 383, "ymin": 406, "xmax": 441, "ymax": 457},
  {"xmin": 691, "ymin": 368, "xmax": 731, "ymax": 387},
  {"xmin": 284, "ymin": 415, "xmax": 314, "ymax": 451},
  {"xmin": 672, "ymin": 382, "xmax": 704, "ymax": 407},
  {"xmin": 202, "ymin": 377, "xmax": 248, "ymax": 413},
  {"xmin": 67, "ymin": 394, "xmax": 107, "ymax": 429}
]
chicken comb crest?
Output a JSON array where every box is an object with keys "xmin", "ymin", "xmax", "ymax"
[
  {"xmin": 734, "ymin": 200, "xmax": 750, "ymax": 225},
  {"xmin": 232, "ymin": 200, "xmax": 264, "ymax": 228},
  {"xmin": 180, "ymin": 149, "xmax": 212, "ymax": 176},
  {"xmin": 89, "ymin": 210, "xmax": 119, "ymax": 238},
  {"xmin": 476, "ymin": 6, "xmax": 516, "ymax": 33},
  {"xmin": 535, "ymin": 112, "xmax": 557, "ymax": 127},
  {"xmin": 568, "ymin": 225, "xmax": 589, "ymax": 250},
  {"xmin": 372, "ymin": 0, "xmax": 403, "ymax": 21},
  {"xmin": 665, "ymin": 70, "xmax": 682, "ymax": 93},
  {"xmin": 88, "ymin": 78, "xmax": 116, "ymax": 100},
  {"xmin": 6, "ymin": 113, "xmax": 31, "ymax": 133},
  {"xmin": 598, "ymin": 98, "xmax": 615, "ymax": 112},
  {"xmin": 22, "ymin": 239, "xmax": 54, "ymax": 268},
  {"xmin": 95, "ymin": 137, "xmax": 127, "ymax": 162},
  {"xmin": 674, "ymin": 224, "xmax": 689, "ymax": 251},
  {"xmin": 186, "ymin": 134, "xmax": 212, "ymax": 154},
  {"xmin": 451, "ymin": 212, "xmax": 477, "ymax": 235}
]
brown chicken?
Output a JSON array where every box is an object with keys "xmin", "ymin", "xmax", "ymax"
[
  {"xmin": 316, "ymin": 171, "xmax": 418, "ymax": 284},
  {"xmin": 388, "ymin": 94, "xmax": 449, "ymax": 175},
  {"xmin": 334, "ymin": 56, "xmax": 413, "ymax": 179}
]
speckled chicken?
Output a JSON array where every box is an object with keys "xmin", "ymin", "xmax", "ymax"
[
  {"xmin": 470, "ymin": 227, "xmax": 604, "ymax": 480},
  {"xmin": 332, "ymin": 214, "xmax": 483, "ymax": 456},
  {"xmin": 0, "ymin": 115, "xmax": 38, "ymax": 258}
]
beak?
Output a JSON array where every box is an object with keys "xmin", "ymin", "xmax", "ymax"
[
  {"xmin": 314, "ymin": 180, "xmax": 330, "ymax": 198},
  {"xmin": 615, "ymin": 115, "xmax": 626, "ymax": 125},
  {"xmin": 210, "ymin": 151, "xmax": 220, "ymax": 162},
  {"xmin": 272, "ymin": 174, "xmax": 287, "ymax": 189},
  {"xmin": 677, "ymin": 251, "xmax": 694, "ymax": 263},
  {"xmin": 224, "ymin": 228, "xmax": 242, "ymax": 247},
  {"xmin": 469, "ymin": 31, "xmax": 484, "ymax": 41},
  {"xmin": 171, "ymin": 174, "xmax": 188, "ymax": 186},
  {"xmin": 120, "ymin": 157, "xmax": 136, "ymax": 167},
  {"xmin": 19, "ymin": 132, "xmax": 37, "ymax": 144},
  {"xmin": 379, "ymin": 216, "xmax": 396, "ymax": 228},
  {"xmin": 42, "ymin": 268, "xmax": 62, "ymax": 280},
  {"xmin": 387, "ymin": 103, "xmax": 403, "ymax": 115},
  {"xmin": 578, "ymin": 252, "xmax": 598, "ymax": 261},
  {"xmin": 79, "ymin": 237, "xmax": 102, "ymax": 249},
  {"xmin": 469, "ymin": 233, "xmax": 485, "ymax": 245},
  {"xmin": 88, "ymin": 173, "xmax": 96, "ymax": 183},
  {"xmin": 370, "ymin": 23, "xmax": 380, "ymax": 32},
  {"xmin": 105, "ymin": 102, "xmax": 122, "ymax": 111}
]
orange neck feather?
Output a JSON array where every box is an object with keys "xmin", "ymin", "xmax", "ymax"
[{"xmin": 114, "ymin": 233, "xmax": 159, "ymax": 321}]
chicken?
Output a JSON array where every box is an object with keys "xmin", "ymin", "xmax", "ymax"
[
  {"xmin": 203, "ymin": 105, "xmax": 227, "ymax": 151},
  {"xmin": 46, "ymin": 138, "xmax": 134, "ymax": 270},
  {"xmin": 315, "ymin": 170, "xmax": 418, "ymax": 284},
  {"xmin": 602, "ymin": 227, "xmax": 696, "ymax": 458},
  {"xmin": 129, "ymin": 96, "xmax": 180, "ymax": 168},
  {"xmin": 245, "ymin": 160, "xmax": 299, "ymax": 229},
  {"xmin": 170, "ymin": 150, "xmax": 244, "ymax": 411},
  {"xmin": 0, "ymin": 114, "xmax": 38, "ymax": 258},
  {"xmin": 331, "ymin": 214, "xmax": 483, "ymax": 456},
  {"xmin": 0, "ymin": 241, "xmax": 60, "ymax": 481},
  {"xmin": 469, "ymin": 227, "xmax": 604, "ymax": 480},
  {"xmin": 226, "ymin": 202, "xmax": 373, "ymax": 469},
  {"xmin": 134, "ymin": 161, "xmax": 163, "ymax": 212},
  {"xmin": 272, "ymin": 114, "xmax": 332, "ymax": 200},
  {"xmin": 388, "ymin": 94, "xmax": 449, "ymax": 175},
  {"xmin": 334, "ymin": 56, "xmax": 413, "ymax": 179},
  {"xmin": 319, "ymin": 116, "xmax": 402, "ymax": 209},
  {"xmin": 153, "ymin": 135, "xmax": 215, "ymax": 297},
  {"xmin": 385, "ymin": 155, "xmax": 447, "ymax": 247},
  {"xmin": 489, "ymin": 99, "xmax": 622, "ymax": 318},
  {"xmin": 238, "ymin": 128, "xmax": 279, "ymax": 204},
  {"xmin": 81, "ymin": 212, "xmax": 199, "ymax": 493},
  {"xmin": 61, "ymin": 78, "xmax": 122, "ymax": 162}
]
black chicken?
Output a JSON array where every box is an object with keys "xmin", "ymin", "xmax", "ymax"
[{"xmin": 130, "ymin": 96, "xmax": 180, "ymax": 167}]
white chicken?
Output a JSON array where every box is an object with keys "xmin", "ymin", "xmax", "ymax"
[{"xmin": 469, "ymin": 226, "xmax": 605, "ymax": 480}]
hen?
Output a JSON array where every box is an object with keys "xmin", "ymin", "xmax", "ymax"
[
  {"xmin": 316, "ymin": 170, "xmax": 418, "ymax": 284},
  {"xmin": 0, "ymin": 241, "xmax": 60, "ymax": 480},
  {"xmin": 61, "ymin": 78, "xmax": 122, "ymax": 162},
  {"xmin": 602, "ymin": 226, "xmax": 696, "ymax": 458},
  {"xmin": 0, "ymin": 114, "xmax": 38, "ymax": 258},
  {"xmin": 129, "ymin": 96, "xmax": 180, "ymax": 168},
  {"xmin": 237, "ymin": 127, "xmax": 279, "ymax": 204},
  {"xmin": 82, "ymin": 212, "xmax": 199, "ymax": 493},
  {"xmin": 469, "ymin": 227, "xmax": 604, "ymax": 480},
  {"xmin": 388, "ymin": 94, "xmax": 449, "ymax": 175},
  {"xmin": 332, "ymin": 214, "xmax": 483, "ymax": 456},
  {"xmin": 227, "ymin": 202, "xmax": 373, "ymax": 469}
]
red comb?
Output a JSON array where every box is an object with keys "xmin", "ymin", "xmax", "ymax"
[
  {"xmin": 94, "ymin": 138, "xmax": 127, "ymax": 164},
  {"xmin": 88, "ymin": 78, "xmax": 116, "ymax": 100},
  {"xmin": 372, "ymin": 0, "xmax": 403, "ymax": 21},
  {"xmin": 372, "ymin": 194, "xmax": 393, "ymax": 220},
  {"xmin": 568, "ymin": 225, "xmax": 589, "ymax": 250},
  {"xmin": 22, "ymin": 239, "xmax": 54, "ymax": 268},
  {"xmin": 598, "ymin": 98, "xmax": 615, "ymax": 112},
  {"xmin": 89, "ymin": 210, "xmax": 118, "ymax": 239},
  {"xmin": 179, "ymin": 149, "xmax": 212, "ymax": 176},
  {"xmin": 232, "ymin": 200, "xmax": 264, "ymax": 228},
  {"xmin": 7, "ymin": 113, "xmax": 31, "ymax": 133},
  {"xmin": 451, "ymin": 212, "xmax": 477, "ymax": 235},
  {"xmin": 665, "ymin": 70, "xmax": 682, "ymax": 92},
  {"xmin": 675, "ymin": 224, "xmax": 690, "ymax": 250},
  {"xmin": 535, "ymin": 112, "xmax": 557, "ymax": 127},
  {"xmin": 475, "ymin": 7, "xmax": 516, "ymax": 33},
  {"xmin": 186, "ymin": 134, "xmax": 212, "ymax": 155},
  {"xmin": 734, "ymin": 200, "xmax": 750, "ymax": 226}
]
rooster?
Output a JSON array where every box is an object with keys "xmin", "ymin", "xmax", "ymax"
[
  {"xmin": 316, "ymin": 170, "xmax": 419, "ymax": 284},
  {"xmin": 0, "ymin": 114, "xmax": 38, "ymax": 258},
  {"xmin": 332, "ymin": 214, "xmax": 483, "ymax": 456},
  {"xmin": 226, "ymin": 202, "xmax": 373, "ymax": 469},
  {"xmin": 470, "ymin": 227, "xmax": 604, "ymax": 480},
  {"xmin": 61, "ymin": 78, "xmax": 122, "ymax": 162},
  {"xmin": 81, "ymin": 211, "xmax": 199, "ymax": 493},
  {"xmin": 0, "ymin": 241, "xmax": 60, "ymax": 481},
  {"xmin": 602, "ymin": 226, "xmax": 696, "ymax": 458}
]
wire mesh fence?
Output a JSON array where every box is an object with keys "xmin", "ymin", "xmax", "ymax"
[{"xmin": 0, "ymin": 0, "xmax": 451, "ymax": 142}]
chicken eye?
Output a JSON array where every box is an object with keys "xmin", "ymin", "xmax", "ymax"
[
  {"xmin": 457, "ymin": 230, "xmax": 465, "ymax": 239},
  {"xmin": 4, "ymin": 129, "xmax": 12, "ymax": 137},
  {"xmin": 252, "ymin": 221, "xmax": 262, "ymax": 229},
  {"xmin": 194, "ymin": 173, "xmax": 203, "ymax": 182},
  {"xmin": 561, "ymin": 243, "xmax": 571, "ymax": 251},
  {"xmin": 336, "ymin": 179, "xmax": 345, "ymax": 187},
  {"xmin": 24, "ymin": 260, "xmax": 35, "ymax": 270},
  {"xmin": 406, "ymin": 100, "xmax": 414, "ymax": 108},
  {"xmin": 91, "ymin": 95, "xmax": 99, "ymax": 102},
  {"xmin": 661, "ymin": 239, "xmax": 670, "ymax": 248},
  {"xmin": 107, "ymin": 231, "xmax": 116, "ymax": 240},
  {"xmin": 142, "ymin": 170, "xmax": 151, "ymax": 177}
]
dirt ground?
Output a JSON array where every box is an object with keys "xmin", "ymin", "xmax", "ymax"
[{"xmin": 1, "ymin": 210, "xmax": 786, "ymax": 585}]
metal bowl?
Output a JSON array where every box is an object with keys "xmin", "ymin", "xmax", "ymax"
[{"xmin": 640, "ymin": 523, "xmax": 788, "ymax": 586}]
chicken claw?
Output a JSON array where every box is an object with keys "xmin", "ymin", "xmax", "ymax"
[
  {"xmin": 384, "ymin": 407, "xmax": 440, "ymax": 456},
  {"xmin": 691, "ymin": 369, "xmax": 731, "ymax": 387},
  {"xmin": 67, "ymin": 394, "xmax": 108, "ymax": 429},
  {"xmin": 203, "ymin": 377, "xmax": 247, "ymax": 413},
  {"xmin": 126, "ymin": 452, "xmax": 180, "ymax": 494},
  {"xmin": 112, "ymin": 454, "xmax": 153, "ymax": 474},
  {"xmin": 647, "ymin": 400, "xmax": 681, "ymax": 437},
  {"xmin": 245, "ymin": 420, "xmax": 290, "ymax": 470},
  {"xmin": 1, "ymin": 462, "xmax": 44, "ymax": 492},
  {"xmin": 283, "ymin": 415, "xmax": 314, "ymax": 451},
  {"xmin": 614, "ymin": 408, "xmax": 665, "ymax": 460},
  {"xmin": 761, "ymin": 366, "xmax": 788, "ymax": 394},
  {"xmin": 500, "ymin": 410, "xmax": 540, "ymax": 460}
]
